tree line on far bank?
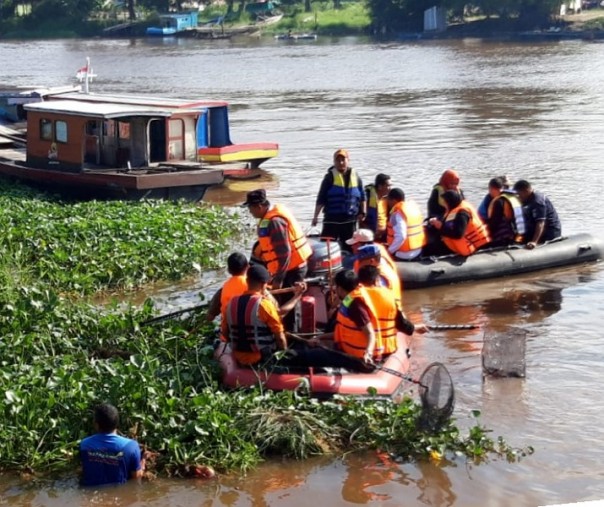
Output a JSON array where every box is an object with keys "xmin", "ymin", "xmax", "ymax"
[
  {"xmin": 0, "ymin": 0, "xmax": 579, "ymax": 39},
  {"xmin": 367, "ymin": 0, "xmax": 563, "ymax": 33}
]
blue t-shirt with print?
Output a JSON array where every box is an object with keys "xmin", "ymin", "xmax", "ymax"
[{"xmin": 80, "ymin": 433, "xmax": 142, "ymax": 487}]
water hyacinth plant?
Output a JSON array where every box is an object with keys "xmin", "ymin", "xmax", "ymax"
[
  {"xmin": 0, "ymin": 179, "xmax": 241, "ymax": 294},
  {"xmin": 0, "ymin": 179, "xmax": 532, "ymax": 477}
]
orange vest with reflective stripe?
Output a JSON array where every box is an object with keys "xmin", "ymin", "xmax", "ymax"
[
  {"xmin": 220, "ymin": 275, "xmax": 248, "ymax": 313},
  {"xmin": 363, "ymin": 285, "xmax": 398, "ymax": 356},
  {"xmin": 386, "ymin": 200, "xmax": 427, "ymax": 252},
  {"xmin": 487, "ymin": 193, "xmax": 526, "ymax": 243},
  {"xmin": 334, "ymin": 286, "xmax": 380, "ymax": 359},
  {"xmin": 442, "ymin": 201, "xmax": 491, "ymax": 256},
  {"xmin": 225, "ymin": 293, "xmax": 276, "ymax": 355},
  {"xmin": 258, "ymin": 204, "xmax": 312, "ymax": 276}
]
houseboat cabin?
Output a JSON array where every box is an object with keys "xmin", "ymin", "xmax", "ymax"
[
  {"xmin": 44, "ymin": 91, "xmax": 279, "ymax": 167},
  {"xmin": 24, "ymin": 100, "xmax": 202, "ymax": 172}
]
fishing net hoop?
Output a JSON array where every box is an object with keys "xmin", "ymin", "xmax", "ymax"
[{"xmin": 417, "ymin": 362, "xmax": 455, "ymax": 432}]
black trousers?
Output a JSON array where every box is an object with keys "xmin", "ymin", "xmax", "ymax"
[
  {"xmin": 275, "ymin": 264, "xmax": 308, "ymax": 332},
  {"xmin": 321, "ymin": 218, "xmax": 356, "ymax": 252}
]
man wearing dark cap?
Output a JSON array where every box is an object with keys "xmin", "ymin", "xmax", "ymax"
[
  {"xmin": 386, "ymin": 188, "xmax": 426, "ymax": 261},
  {"xmin": 243, "ymin": 189, "xmax": 312, "ymax": 330},
  {"xmin": 356, "ymin": 244, "xmax": 403, "ymax": 310},
  {"xmin": 513, "ymin": 180, "xmax": 561, "ymax": 249},
  {"xmin": 311, "ymin": 149, "xmax": 366, "ymax": 250},
  {"xmin": 221, "ymin": 264, "xmax": 288, "ymax": 366}
]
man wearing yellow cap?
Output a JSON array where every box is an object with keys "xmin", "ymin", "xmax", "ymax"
[{"xmin": 311, "ymin": 149, "xmax": 366, "ymax": 250}]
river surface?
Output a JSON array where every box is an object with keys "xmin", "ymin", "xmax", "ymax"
[{"xmin": 1, "ymin": 36, "xmax": 604, "ymax": 507}]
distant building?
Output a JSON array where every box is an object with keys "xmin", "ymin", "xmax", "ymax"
[{"xmin": 424, "ymin": 6, "xmax": 447, "ymax": 32}]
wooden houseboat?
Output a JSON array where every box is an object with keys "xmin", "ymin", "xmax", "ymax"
[
  {"xmin": 44, "ymin": 91, "xmax": 279, "ymax": 169},
  {"xmin": 0, "ymin": 98, "xmax": 225, "ymax": 201}
]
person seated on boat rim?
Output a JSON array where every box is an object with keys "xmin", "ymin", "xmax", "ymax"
[
  {"xmin": 208, "ymin": 251, "xmax": 305, "ymax": 326},
  {"xmin": 361, "ymin": 173, "xmax": 392, "ymax": 242},
  {"xmin": 243, "ymin": 189, "xmax": 312, "ymax": 331},
  {"xmin": 485, "ymin": 177, "xmax": 527, "ymax": 248},
  {"xmin": 427, "ymin": 169, "xmax": 465, "ymax": 222},
  {"xmin": 425, "ymin": 190, "xmax": 491, "ymax": 257},
  {"xmin": 386, "ymin": 187, "xmax": 427, "ymax": 261},
  {"xmin": 221, "ymin": 264, "xmax": 296, "ymax": 367},
  {"xmin": 80, "ymin": 403, "xmax": 145, "ymax": 487},
  {"xmin": 345, "ymin": 228, "xmax": 396, "ymax": 273},
  {"xmin": 206, "ymin": 252, "xmax": 249, "ymax": 322},
  {"xmin": 358, "ymin": 265, "xmax": 428, "ymax": 360},
  {"xmin": 355, "ymin": 244, "xmax": 403, "ymax": 310},
  {"xmin": 477, "ymin": 174, "xmax": 512, "ymax": 221},
  {"xmin": 512, "ymin": 179, "xmax": 562, "ymax": 250},
  {"xmin": 300, "ymin": 269, "xmax": 381, "ymax": 370}
]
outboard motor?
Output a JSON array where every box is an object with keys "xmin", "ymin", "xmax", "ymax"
[{"xmin": 307, "ymin": 237, "xmax": 343, "ymax": 278}]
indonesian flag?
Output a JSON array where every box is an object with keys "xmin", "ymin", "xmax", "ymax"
[{"xmin": 76, "ymin": 65, "xmax": 88, "ymax": 82}]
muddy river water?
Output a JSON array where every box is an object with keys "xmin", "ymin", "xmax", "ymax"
[{"xmin": 1, "ymin": 36, "xmax": 604, "ymax": 506}]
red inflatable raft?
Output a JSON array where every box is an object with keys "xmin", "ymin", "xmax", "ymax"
[{"xmin": 215, "ymin": 334, "xmax": 411, "ymax": 399}]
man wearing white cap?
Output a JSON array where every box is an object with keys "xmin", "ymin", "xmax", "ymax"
[{"xmin": 345, "ymin": 228, "xmax": 397, "ymax": 273}]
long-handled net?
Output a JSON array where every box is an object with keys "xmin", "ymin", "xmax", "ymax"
[
  {"xmin": 371, "ymin": 361, "xmax": 455, "ymax": 431},
  {"xmin": 416, "ymin": 362, "xmax": 455, "ymax": 431},
  {"xmin": 287, "ymin": 333, "xmax": 455, "ymax": 430}
]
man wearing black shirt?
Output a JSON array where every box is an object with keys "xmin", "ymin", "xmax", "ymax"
[{"xmin": 513, "ymin": 180, "xmax": 562, "ymax": 250}]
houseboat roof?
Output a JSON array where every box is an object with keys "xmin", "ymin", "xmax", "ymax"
[
  {"xmin": 23, "ymin": 100, "xmax": 195, "ymax": 119},
  {"xmin": 48, "ymin": 92, "xmax": 228, "ymax": 110}
]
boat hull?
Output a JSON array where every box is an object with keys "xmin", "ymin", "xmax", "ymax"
[
  {"xmin": 198, "ymin": 142, "xmax": 279, "ymax": 168},
  {"xmin": 216, "ymin": 334, "xmax": 411, "ymax": 399},
  {"xmin": 0, "ymin": 160, "xmax": 224, "ymax": 202},
  {"xmin": 398, "ymin": 233, "xmax": 604, "ymax": 289}
]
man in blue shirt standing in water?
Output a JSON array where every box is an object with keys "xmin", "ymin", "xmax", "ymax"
[{"xmin": 80, "ymin": 403, "xmax": 144, "ymax": 487}]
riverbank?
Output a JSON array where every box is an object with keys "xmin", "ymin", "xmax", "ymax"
[{"xmin": 3, "ymin": 3, "xmax": 604, "ymax": 40}]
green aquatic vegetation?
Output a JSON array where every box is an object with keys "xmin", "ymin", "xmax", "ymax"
[
  {"xmin": 0, "ymin": 179, "xmax": 240, "ymax": 294},
  {"xmin": 0, "ymin": 180, "xmax": 531, "ymax": 477},
  {"xmin": 0, "ymin": 298, "xmax": 532, "ymax": 476}
]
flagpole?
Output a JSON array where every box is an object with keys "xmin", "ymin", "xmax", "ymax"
[{"xmin": 84, "ymin": 57, "xmax": 91, "ymax": 94}]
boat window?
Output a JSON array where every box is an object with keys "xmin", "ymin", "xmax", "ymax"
[
  {"xmin": 118, "ymin": 121, "xmax": 130, "ymax": 140},
  {"xmin": 40, "ymin": 119, "xmax": 52, "ymax": 141},
  {"xmin": 103, "ymin": 120, "xmax": 116, "ymax": 138},
  {"xmin": 55, "ymin": 120, "xmax": 68, "ymax": 143}
]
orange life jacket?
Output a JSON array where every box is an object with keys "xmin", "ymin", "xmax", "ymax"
[
  {"xmin": 386, "ymin": 200, "xmax": 427, "ymax": 252},
  {"xmin": 363, "ymin": 285, "xmax": 398, "ymax": 356},
  {"xmin": 258, "ymin": 204, "xmax": 312, "ymax": 276},
  {"xmin": 220, "ymin": 275, "xmax": 248, "ymax": 313},
  {"xmin": 335, "ymin": 286, "xmax": 380, "ymax": 359},
  {"xmin": 442, "ymin": 201, "xmax": 491, "ymax": 256},
  {"xmin": 353, "ymin": 243, "xmax": 396, "ymax": 274},
  {"xmin": 487, "ymin": 192, "xmax": 526, "ymax": 244},
  {"xmin": 225, "ymin": 293, "xmax": 276, "ymax": 355}
]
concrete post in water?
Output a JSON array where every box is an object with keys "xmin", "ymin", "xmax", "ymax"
[{"xmin": 481, "ymin": 328, "xmax": 527, "ymax": 378}]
